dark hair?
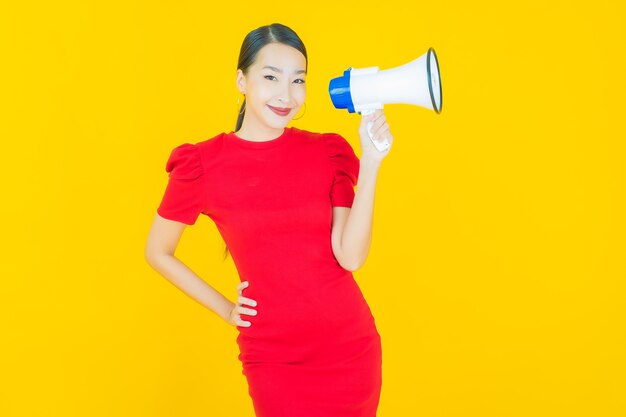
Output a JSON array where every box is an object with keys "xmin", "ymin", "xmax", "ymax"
[{"xmin": 222, "ymin": 23, "xmax": 308, "ymax": 261}]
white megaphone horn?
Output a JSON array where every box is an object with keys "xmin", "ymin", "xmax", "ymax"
[{"xmin": 329, "ymin": 47, "xmax": 443, "ymax": 152}]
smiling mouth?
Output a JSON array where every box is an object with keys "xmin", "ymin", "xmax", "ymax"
[{"xmin": 267, "ymin": 105, "xmax": 292, "ymax": 115}]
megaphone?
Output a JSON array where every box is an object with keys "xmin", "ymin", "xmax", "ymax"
[{"xmin": 329, "ymin": 47, "xmax": 443, "ymax": 152}]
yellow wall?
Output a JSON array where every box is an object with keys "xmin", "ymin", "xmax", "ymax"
[{"xmin": 1, "ymin": 1, "xmax": 624, "ymax": 416}]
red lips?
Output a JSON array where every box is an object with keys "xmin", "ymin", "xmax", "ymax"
[{"xmin": 267, "ymin": 105, "xmax": 291, "ymax": 116}]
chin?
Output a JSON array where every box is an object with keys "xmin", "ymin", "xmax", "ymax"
[{"xmin": 266, "ymin": 116, "xmax": 292, "ymax": 128}]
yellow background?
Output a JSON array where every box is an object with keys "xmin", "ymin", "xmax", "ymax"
[{"xmin": 1, "ymin": 1, "xmax": 624, "ymax": 416}]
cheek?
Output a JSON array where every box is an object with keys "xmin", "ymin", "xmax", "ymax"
[
  {"xmin": 293, "ymin": 87, "xmax": 306, "ymax": 103},
  {"xmin": 253, "ymin": 86, "xmax": 271, "ymax": 100},
  {"xmin": 250, "ymin": 82, "xmax": 272, "ymax": 96}
]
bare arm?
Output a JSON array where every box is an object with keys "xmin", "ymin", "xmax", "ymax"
[
  {"xmin": 331, "ymin": 109, "xmax": 393, "ymax": 272},
  {"xmin": 331, "ymin": 159, "xmax": 381, "ymax": 272},
  {"xmin": 144, "ymin": 213, "xmax": 238, "ymax": 324}
]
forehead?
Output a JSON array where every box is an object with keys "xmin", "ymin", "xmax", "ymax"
[{"xmin": 254, "ymin": 43, "xmax": 306, "ymax": 70}]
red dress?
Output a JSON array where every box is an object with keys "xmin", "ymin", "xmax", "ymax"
[{"xmin": 157, "ymin": 127, "xmax": 382, "ymax": 417}]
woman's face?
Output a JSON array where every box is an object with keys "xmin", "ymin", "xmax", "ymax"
[{"xmin": 236, "ymin": 42, "xmax": 307, "ymax": 130}]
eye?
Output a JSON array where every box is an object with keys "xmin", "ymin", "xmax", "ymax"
[{"xmin": 264, "ymin": 75, "xmax": 305, "ymax": 84}]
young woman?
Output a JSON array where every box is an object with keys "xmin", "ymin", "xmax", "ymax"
[{"xmin": 145, "ymin": 23, "xmax": 393, "ymax": 417}]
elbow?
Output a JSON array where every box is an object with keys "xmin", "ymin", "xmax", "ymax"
[
  {"xmin": 145, "ymin": 244, "xmax": 178, "ymax": 271},
  {"xmin": 334, "ymin": 244, "xmax": 366, "ymax": 272},
  {"xmin": 339, "ymin": 257, "xmax": 363, "ymax": 272},
  {"xmin": 343, "ymin": 263, "xmax": 361, "ymax": 272},
  {"xmin": 145, "ymin": 249, "xmax": 158, "ymax": 269},
  {"xmin": 145, "ymin": 246, "xmax": 167, "ymax": 269},
  {"xmin": 145, "ymin": 251, "xmax": 171, "ymax": 273}
]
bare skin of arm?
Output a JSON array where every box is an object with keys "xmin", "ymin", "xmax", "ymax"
[
  {"xmin": 330, "ymin": 159, "xmax": 381, "ymax": 272},
  {"xmin": 331, "ymin": 109, "xmax": 393, "ymax": 272},
  {"xmin": 144, "ymin": 213, "xmax": 257, "ymax": 327}
]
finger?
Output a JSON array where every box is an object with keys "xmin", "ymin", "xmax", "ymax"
[
  {"xmin": 236, "ymin": 318, "xmax": 251, "ymax": 327},
  {"xmin": 371, "ymin": 123, "xmax": 388, "ymax": 139},
  {"xmin": 367, "ymin": 119, "xmax": 384, "ymax": 136},
  {"xmin": 236, "ymin": 281, "xmax": 249, "ymax": 293},
  {"xmin": 364, "ymin": 112, "xmax": 377, "ymax": 124},
  {"xmin": 238, "ymin": 296, "xmax": 257, "ymax": 307},
  {"xmin": 238, "ymin": 306, "xmax": 257, "ymax": 316}
]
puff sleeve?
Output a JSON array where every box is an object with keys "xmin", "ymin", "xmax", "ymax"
[
  {"xmin": 323, "ymin": 133, "xmax": 360, "ymax": 208},
  {"xmin": 156, "ymin": 143, "xmax": 205, "ymax": 225}
]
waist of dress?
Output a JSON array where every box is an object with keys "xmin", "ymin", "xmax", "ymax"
[{"xmin": 236, "ymin": 281, "xmax": 377, "ymax": 342}]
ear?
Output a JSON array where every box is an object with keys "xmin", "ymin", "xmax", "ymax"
[{"xmin": 236, "ymin": 69, "xmax": 247, "ymax": 94}]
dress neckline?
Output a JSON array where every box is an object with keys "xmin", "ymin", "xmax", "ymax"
[{"xmin": 227, "ymin": 127, "xmax": 293, "ymax": 149}]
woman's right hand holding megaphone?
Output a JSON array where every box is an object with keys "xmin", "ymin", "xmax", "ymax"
[{"xmin": 358, "ymin": 109, "xmax": 393, "ymax": 163}]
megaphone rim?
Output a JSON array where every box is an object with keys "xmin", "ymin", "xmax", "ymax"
[{"xmin": 427, "ymin": 47, "xmax": 443, "ymax": 114}]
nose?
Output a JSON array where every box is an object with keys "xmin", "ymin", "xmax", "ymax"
[
  {"xmin": 277, "ymin": 83, "xmax": 293, "ymax": 106},
  {"xmin": 277, "ymin": 95, "xmax": 290, "ymax": 107}
]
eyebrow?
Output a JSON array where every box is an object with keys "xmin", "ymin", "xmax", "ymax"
[{"xmin": 262, "ymin": 65, "xmax": 307, "ymax": 75}]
